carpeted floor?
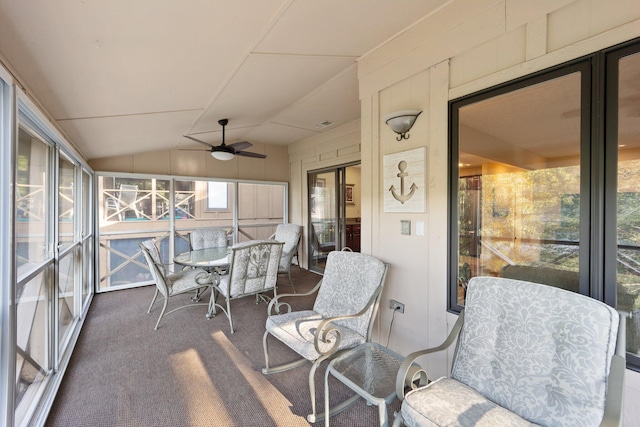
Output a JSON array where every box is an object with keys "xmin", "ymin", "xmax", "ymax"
[{"xmin": 45, "ymin": 268, "xmax": 401, "ymax": 427}]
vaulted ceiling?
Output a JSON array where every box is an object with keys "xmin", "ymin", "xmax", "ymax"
[{"xmin": 0, "ymin": 0, "xmax": 449, "ymax": 160}]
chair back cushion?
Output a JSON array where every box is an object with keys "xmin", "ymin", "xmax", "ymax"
[
  {"xmin": 224, "ymin": 240, "xmax": 283, "ymax": 297},
  {"xmin": 190, "ymin": 228, "xmax": 228, "ymax": 250},
  {"xmin": 313, "ymin": 251, "xmax": 387, "ymax": 337},
  {"xmin": 451, "ymin": 276, "xmax": 619, "ymax": 427},
  {"xmin": 274, "ymin": 224, "xmax": 302, "ymax": 272},
  {"xmin": 139, "ymin": 240, "xmax": 169, "ymax": 298}
]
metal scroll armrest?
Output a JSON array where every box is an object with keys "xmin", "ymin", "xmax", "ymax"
[
  {"xmin": 266, "ymin": 279, "xmax": 323, "ymax": 315},
  {"xmin": 313, "ymin": 285, "xmax": 384, "ymax": 357},
  {"xmin": 395, "ymin": 310, "xmax": 465, "ymax": 400}
]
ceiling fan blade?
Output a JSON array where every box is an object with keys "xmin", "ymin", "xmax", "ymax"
[
  {"xmin": 228, "ymin": 141, "xmax": 253, "ymax": 151},
  {"xmin": 183, "ymin": 135, "xmax": 215, "ymax": 148},
  {"xmin": 236, "ymin": 151, "xmax": 267, "ymax": 159},
  {"xmin": 178, "ymin": 148, "xmax": 210, "ymax": 151}
]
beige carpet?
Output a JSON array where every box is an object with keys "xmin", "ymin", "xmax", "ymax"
[{"xmin": 45, "ymin": 268, "xmax": 401, "ymax": 427}]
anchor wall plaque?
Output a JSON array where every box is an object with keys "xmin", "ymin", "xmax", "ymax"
[{"xmin": 383, "ymin": 147, "xmax": 426, "ymax": 213}]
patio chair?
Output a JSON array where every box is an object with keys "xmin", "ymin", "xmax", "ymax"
[
  {"xmin": 139, "ymin": 239, "xmax": 214, "ymax": 330},
  {"xmin": 393, "ymin": 276, "xmax": 626, "ymax": 427},
  {"xmin": 210, "ymin": 240, "xmax": 284, "ymax": 334},
  {"xmin": 189, "ymin": 227, "xmax": 229, "ymax": 250},
  {"xmin": 262, "ymin": 250, "xmax": 389, "ymax": 423},
  {"xmin": 105, "ymin": 184, "xmax": 142, "ymax": 221},
  {"xmin": 269, "ymin": 223, "xmax": 302, "ymax": 292}
]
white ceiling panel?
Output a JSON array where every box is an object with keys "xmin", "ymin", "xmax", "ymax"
[
  {"xmin": 0, "ymin": 0, "xmax": 449, "ymax": 159},
  {"xmin": 255, "ymin": 0, "xmax": 451, "ymax": 56},
  {"xmin": 190, "ymin": 53, "xmax": 356, "ymax": 134},
  {"xmin": 58, "ymin": 110, "xmax": 201, "ymax": 159},
  {"xmin": 272, "ymin": 65, "xmax": 360, "ymax": 132}
]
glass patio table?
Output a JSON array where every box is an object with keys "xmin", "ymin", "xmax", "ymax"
[
  {"xmin": 173, "ymin": 247, "xmax": 230, "ymax": 270},
  {"xmin": 324, "ymin": 342, "xmax": 417, "ymax": 427}
]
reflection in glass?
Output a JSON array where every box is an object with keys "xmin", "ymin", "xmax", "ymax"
[
  {"xmin": 616, "ymin": 51, "xmax": 640, "ymax": 357},
  {"xmin": 309, "ymin": 171, "xmax": 337, "ymax": 272},
  {"xmin": 15, "ymin": 271, "xmax": 48, "ymax": 418},
  {"xmin": 58, "ymin": 156, "xmax": 75, "ymax": 249},
  {"xmin": 457, "ymin": 73, "xmax": 582, "ymax": 305},
  {"xmin": 16, "ymin": 128, "xmax": 48, "ymax": 275},
  {"xmin": 58, "ymin": 252, "xmax": 75, "ymax": 349}
]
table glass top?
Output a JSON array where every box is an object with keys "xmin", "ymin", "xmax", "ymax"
[
  {"xmin": 174, "ymin": 247, "xmax": 230, "ymax": 267},
  {"xmin": 331, "ymin": 342, "xmax": 403, "ymax": 398}
]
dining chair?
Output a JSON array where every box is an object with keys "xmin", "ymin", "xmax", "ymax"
[
  {"xmin": 269, "ymin": 223, "xmax": 302, "ymax": 292},
  {"xmin": 392, "ymin": 276, "xmax": 626, "ymax": 427},
  {"xmin": 139, "ymin": 239, "xmax": 214, "ymax": 330},
  {"xmin": 105, "ymin": 184, "xmax": 142, "ymax": 221},
  {"xmin": 210, "ymin": 240, "xmax": 284, "ymax": 333},
  {"xmin": 189, "ymin": 227, "xmax": 229, "ymax": 250},
  {"xmin": 262, "ymin": 250, "xmax": 389, "ymax": 423}
]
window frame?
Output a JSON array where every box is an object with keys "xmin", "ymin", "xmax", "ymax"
[{"xmin": 448, "ymin": 39, "xmax": 640, "ymax": 371}]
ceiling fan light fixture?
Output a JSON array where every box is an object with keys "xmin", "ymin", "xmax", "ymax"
[
  {"xmin": 382, "ymin": 109, "xmax": 422, "ymax": 141},
  {"xmin": 211, "ymin": 151, "xmax": 234, "ymax": 161}
]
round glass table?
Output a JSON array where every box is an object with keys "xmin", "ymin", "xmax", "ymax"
[{"xmin": 173, "ymin": 247, "xmax": 230, "ymax": 269}]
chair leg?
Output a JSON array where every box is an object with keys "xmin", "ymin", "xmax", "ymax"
[
  {"xmin": 154, "ymin": 298, "xmax": 169, "ymax": 330},
  {"xmin": 147, "ymin": 288, "xmax": 159, "ymax": 313},
  {"xmin": 287, "ymin": 270, "xmax": 296, "ymax": 293},
  {"xmin": 392, "ymin": 412, "xmax": 404, "ymax": 427},
  {"xmin": 306, "ymin": 360, "xmax": 323, "ymax": 423},
  {"xmin": 226, "ymin": 297, "xmax": 234, "ymax": 334}
]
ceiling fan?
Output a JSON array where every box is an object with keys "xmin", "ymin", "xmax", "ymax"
[{"xmin": 183, "ymin": 119, "xmax": 267, "ymax": 161}]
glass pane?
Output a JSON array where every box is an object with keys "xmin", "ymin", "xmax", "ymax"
[
  {"xmin": 58, "ymin": 251, "xmax": 75, "ymax": 349},
  {"xmin": 309, "ymin": 171, "xmax": 337, "ymax": 271},
  {"xmin": 16, "ymin": 128, "xmax": 48, "ymax": 276},
  {"xmin": 58, "ymin": 156, "xmax": 75, "ymax": 249},
  {"xmin": 99, "ymin": 176, "xmax": 170, "ymax": 290},
  {"xmin": 174, "ymin": 180, "xmax": 234, "ymax": 256},
  {"xmin": 457, "ymin": 72, "xmax": 582, "ymax": 305},
  {"xmin": 616, "ymin": 51, "xmax": 640, "ymax": 357},
  {"xmin": 15, "ymin": 271, "xmax": 48, "ymax": 419}
]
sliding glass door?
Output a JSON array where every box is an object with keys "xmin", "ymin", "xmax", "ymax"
[{"xmin": 308, "ymin": 163, "xmax": 360, "ymax": 273}]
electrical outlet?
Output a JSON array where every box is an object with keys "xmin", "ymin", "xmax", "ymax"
[{"xmin": 390, "ymin": 299, "xmax": 405, "ymax": 313}]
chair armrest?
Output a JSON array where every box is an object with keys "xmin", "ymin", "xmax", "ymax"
[
  {"xmin": 266, "ymin": 279, "xmax": 323, "ymax": 315},
  {"xmin": 395, "ymin": 310, "xmax": 465, "ymax": 400},
  {"xmin": 600, "ymin": 310, "xmax": 629, "ymax": 427},
  {"xmin": 312, "ymin": 285, "xmax": 384, "ymax": 356}
]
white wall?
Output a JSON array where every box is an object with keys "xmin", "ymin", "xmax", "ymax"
[{"xmin": 290, "ymin": 1, "xmax": 640, "ymax": 425}]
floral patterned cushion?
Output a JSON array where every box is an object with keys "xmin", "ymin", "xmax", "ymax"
[
  {"xmin": 273, "ymin": 224, "xmax": 302, "ymax": 272},
  {"xmin": 190, "ymin": 228, "xmax": 227, "ymax": 250},
  {"xmin": 401, "ymin": 377, "xmax": 538, "ymax": 427},
  {"xmin": 312, "ymin": 251, "xmax": 387, "ymax": 337},
  {"xmin": 449, "ymin": 277, "xmax": 619, "ymax": 427},
  {"xmin": 217, "ymin": 240, "xmax": 282, "ymax": 298},
  {"xmin": 264, "ymin": 310, "xmax": 367, "ymax": 360}
]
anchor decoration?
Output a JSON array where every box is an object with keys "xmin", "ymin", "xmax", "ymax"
[{"xmin": 389, "ymin": 160, "xmax": 417, "ymax": 204}]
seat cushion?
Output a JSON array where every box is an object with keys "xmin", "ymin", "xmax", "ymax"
[
  {"xmin": 401, "ymin": 377, "xmax": 539, "ymax": 427},
  {"xmin": 265, "ymin": 310, "xmax": 367, "ymax": 361},
  {"xmin": 166, "ymin": 268, "xmax": 209, "ymax": 294}
]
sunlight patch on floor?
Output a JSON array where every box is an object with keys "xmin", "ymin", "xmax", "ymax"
[
  {"xmin": 170, "ymin": 348, "xmax": 233, "ymax": 425},
  {"xmin": 212, "ymin": 330, "xmax": 307, "ymax": 426}
]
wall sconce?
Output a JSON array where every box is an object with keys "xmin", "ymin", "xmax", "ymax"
[{"xmin": 383, "ymin": 110, "xmax": 422, "ymax": 141}]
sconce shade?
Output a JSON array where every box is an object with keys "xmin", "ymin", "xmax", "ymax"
[
  {"xmin": 383, "ymin": 109, "xmax": 422, "ymax": 141},
  {"xmin": 211, "ymin": 151, "xmax": 234, "ymax": 161}
]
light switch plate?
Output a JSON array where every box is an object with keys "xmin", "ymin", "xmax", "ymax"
[
  {"xmin": 401, "ymin": 220, "xmax": 411, "ymax": 235},
  {"xmin": 416, "ymin": 221, "xmax": 425, "ymax": 236}
]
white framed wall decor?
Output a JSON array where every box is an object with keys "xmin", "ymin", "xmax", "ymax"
[{"xmin": 383, "ymin": 147, "xmax": 426, "ymax": 213}]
